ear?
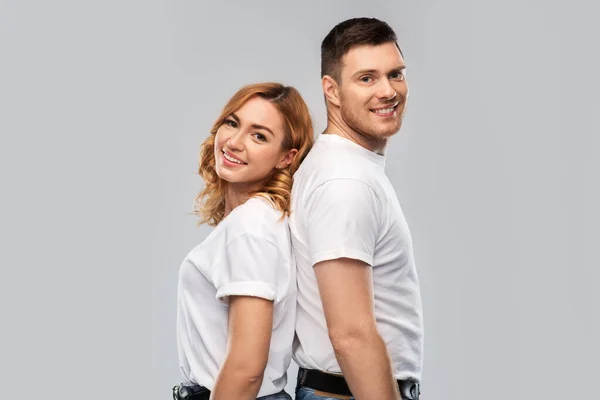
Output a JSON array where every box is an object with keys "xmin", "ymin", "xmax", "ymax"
[
  {"xmin": 322, "ymin": 75, "xmax": 340, "ymax": 107},
  {"xmin": 278, "ymin": 148, "xmax": 299, "ymax": 169}
]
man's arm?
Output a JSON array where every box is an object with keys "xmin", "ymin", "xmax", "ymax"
[
  {"xmin": 210, "ymin": 296, "xmax": 273, "ymax": 400},
  {"xmin": 314, "ymin": 257, "xmax": 401, "ymax": 400}
]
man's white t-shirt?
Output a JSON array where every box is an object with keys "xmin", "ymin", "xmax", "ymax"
[
  {"xmin": 290, "ymin": 133, "xmax": 424, "ymax": 381},
  {"xmin": 176, "ymin": 197, "xmax": 296, "ymax": 397}
]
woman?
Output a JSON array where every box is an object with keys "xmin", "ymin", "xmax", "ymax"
[{"xmin": 173, "ymin": 82, "xmax": 314, "ymax": 400}]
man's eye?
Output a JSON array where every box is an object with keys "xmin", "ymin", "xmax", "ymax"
[
  {"xmin": 360, "ymin": 76, "xmax": 373, "ymax": 83},
  {"xmin": 391, "ymin": 71, "xmax": 405, "ymax": 81}
]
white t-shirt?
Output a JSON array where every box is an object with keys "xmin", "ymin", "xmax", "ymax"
[
  {"xmin": 176, "ymin": 197, "xmax": 297, "ymax": 397},
  {"xmin": 290, "ymin": 133, "xmax": 424, "ymax": 381}
]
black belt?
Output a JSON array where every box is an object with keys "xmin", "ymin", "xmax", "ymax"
[
  {"xmin": 297, "ymin": 368, "xmax": 420, "ymax": 399},
  {"xmin": 172, "ymin": 383, "xmax": 290, "ymax": 399},
  {"xmin": 172, "ymin": 384, "xmax": 210, "ymax": 400}
]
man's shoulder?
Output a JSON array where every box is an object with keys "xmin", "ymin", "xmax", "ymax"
[
  {"xmin": 292, "ymin": 166, "xmax": 385, "ymax": 219},
  {"xmin": 294, "ymin": 151, "xmax": 383, "ymax": 193}
]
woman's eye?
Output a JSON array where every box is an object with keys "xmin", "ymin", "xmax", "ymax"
[
  {"xmin": 224, "ymin": 119, "xmax": 237, "ymax": 128},
  {"xmin": 253, "ymin": 133, "xmax": 267, "ymax": 142}
]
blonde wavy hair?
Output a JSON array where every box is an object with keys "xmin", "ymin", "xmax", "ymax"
[{"xmin": 194, "ymin": 82, "xmax": 314, "ymax": 226}]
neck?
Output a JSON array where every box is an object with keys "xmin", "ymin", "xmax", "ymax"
[
  {"xmin": 324, "ymin": 107, "xmax": 388, "ymax": 155},
  {"xmin": 223, "ymin": 185, "xmax": 247, "ymax": 218},
  {"xmin": 223, "ymin": 178, "xmax": 268, "ymax": 218}
]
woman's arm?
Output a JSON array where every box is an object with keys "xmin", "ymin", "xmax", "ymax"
[{"xmin": 210, "ymin": 295, "xmax": 274, "ymax": 400}]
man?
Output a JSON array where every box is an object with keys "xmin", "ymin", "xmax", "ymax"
[{"xmin": 290, "ymin": 18, "xmax": 424, "ymax": 400}]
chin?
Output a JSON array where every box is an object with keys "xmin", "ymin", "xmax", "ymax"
[
  {"xmin": 215, "ymin": 169, "xmax": 235, "ymax": 183},
  {"xmin": 365, "ymin": 114, "xmax": 402, "ymax": 134},
  {"xmin": 372, "ymin": 123, "xmax": 401, "ymax": 138}
]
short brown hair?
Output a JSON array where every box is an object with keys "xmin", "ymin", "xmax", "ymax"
[
  {"xmin": 194, "ymin": 83, "xmax": 314, "ymax": 226},
  {"xmin": 321, "ymin": 17, "xmax": 403, "ymax": 82}
]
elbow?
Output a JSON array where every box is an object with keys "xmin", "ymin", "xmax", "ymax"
[
  {"xmin": 328, "ymin": 323, "xmax": 380, "ymax": 357},
  {"xmin": 222, "ymin": 358, "xmax": 266, "ymax": 385},
  {"xmin": 237, "ymin": 371, "xmax": 264, "ymax": 386},
  {"xmin": 243, "ymin": 366, "xmax": 265, "ymax": 385}
]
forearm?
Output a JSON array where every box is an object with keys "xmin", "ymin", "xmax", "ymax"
[
  {"xmin": 332, "ymin": 332, "xmax": 401, "ymax": 400},
  {"xmin": 210, "ymin": 362, "xmax": 264, "ymax": 400},
  {"xmin": 314, "ymin": 258, "xmax": 399, "ymax": 399},
  {"xmin": 211, "ymin": 296, "xmax": 272, "ymax": 399}
]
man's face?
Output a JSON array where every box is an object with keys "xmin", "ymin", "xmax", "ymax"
[{"xmin": 337, "ymin": 42, "xmax": 408, "ymax": 142}]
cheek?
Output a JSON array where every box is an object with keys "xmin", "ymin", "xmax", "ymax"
[
  {"xmin": 251, "ymin": 146, "xmax": 281, "ymax": 168},
  {"xmin": 395, "ymin": 82, "xmax": 408, "ymax": 98},
  {"xmin": 344, "ymin": 89, "xmax": 370, "ymax": 108},
  {"xmin": 214, "ymin": 130, "xmax": 227, "ymax": 151}
]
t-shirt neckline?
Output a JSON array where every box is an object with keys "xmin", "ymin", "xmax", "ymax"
[{"xmin": 318, "ymin": 133, "xmax": 386, "ymax": 167}]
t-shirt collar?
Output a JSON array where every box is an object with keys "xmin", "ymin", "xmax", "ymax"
[{"xmin": 318, "ymin": 133, "xmax": 386, "ymax": 167}]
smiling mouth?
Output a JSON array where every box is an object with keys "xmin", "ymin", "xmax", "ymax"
[
  {"xmin": 370, "ymin": 102, "xmax": 399, "ymax": 115},
  {"xmin": 222, "ymin": 150, "xmax": 247, "ymax": 165}
]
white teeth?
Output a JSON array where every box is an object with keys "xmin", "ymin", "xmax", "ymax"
[
  {"xmin": 373, "ymin": 106, "xmax": 395, "ymax": 114},
  {"xmin": 223, "ymin": 151, "xmax": 245, "ymax": 164}
]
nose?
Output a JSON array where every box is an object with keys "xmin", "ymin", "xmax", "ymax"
[
  {"xmin": 377, "ymin": 78, "xmax": 396, "ymax": 100},
  {"xmin": 226, "ymin": 130, "xmax": 245, "ymax": 151}
]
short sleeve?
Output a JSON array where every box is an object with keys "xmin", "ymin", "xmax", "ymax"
[
  {"xmin": 214, "ymin": 233, "xmax": 279, "ymax": 302},
  {"xmin": 306, "ymin": 179, "xmax": 381, "ymax": 267}
]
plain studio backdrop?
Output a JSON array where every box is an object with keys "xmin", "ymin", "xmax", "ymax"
[{"xmin": 0, "ymin": 1, "xmax": 598, "ymax": 399}]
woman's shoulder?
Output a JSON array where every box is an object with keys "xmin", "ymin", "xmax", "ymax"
[
  {"xmin": 240, "ymin": 196, "xmax": 282, "ymax": 217},
  {"xmin": 225, "ymin": 196, "xmax": 288, "ymax": 240}
]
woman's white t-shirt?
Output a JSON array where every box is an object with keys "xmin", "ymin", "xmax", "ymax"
[{"xmin": 176, "ymin": 197, "xmax": 296, "ymax": 397}]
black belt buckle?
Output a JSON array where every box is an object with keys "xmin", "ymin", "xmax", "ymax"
[
  {"xmin": 296, "ymin": 367, "xmax": 308, "ymax": 387},
  {"xmin": 173, "ymin": 384, "xmax": 192, "ymax": 400},
  {"xmin": 399, "ymin": 380, "xmax": 420, "ymax": 400},
  {"xmin": 172, "ymin": 384, "xmax": 209, "ymax": 400},
  {"xmin": 172, "ymin": 385, "xmax": 182, "ymax": 400}
]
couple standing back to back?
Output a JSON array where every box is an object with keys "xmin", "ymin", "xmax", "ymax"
[{"xmin": 175, "ymin": 17, "xmax": 424, "ymax": 400}]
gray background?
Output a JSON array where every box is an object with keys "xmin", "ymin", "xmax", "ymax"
[{"xmin": 1, "ymin": 0, "xmax": 598, "ymax": 399}]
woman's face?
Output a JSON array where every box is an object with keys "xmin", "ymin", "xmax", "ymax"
[{"xmin": 214, "ymin": 97, "xmax": 296, "ymax": 191}]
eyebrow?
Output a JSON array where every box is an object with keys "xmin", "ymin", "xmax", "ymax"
[
  {"xmin": 352, "ymin": 65, "xmax": 407, "ymax": 78},
  {"xmin": 230, "ymin": 113, "xmax": 275, "ymax": 137}
]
